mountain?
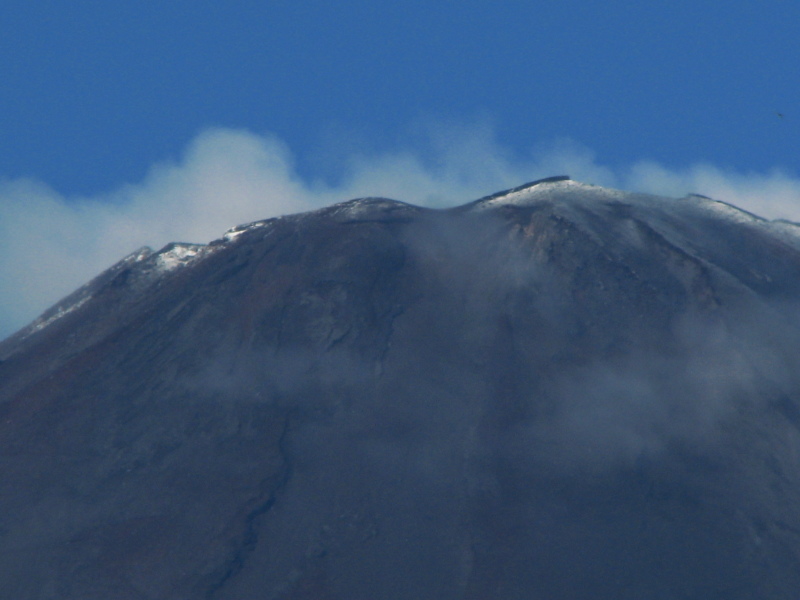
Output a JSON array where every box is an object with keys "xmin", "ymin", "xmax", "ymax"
[{"xmin": 2, "ymin": 177, "xmax": 800, "ymax": 599}]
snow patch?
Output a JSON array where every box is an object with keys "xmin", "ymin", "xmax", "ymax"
[
  {"xmin": 472, "ymin": 178, "xmax": 628, "ymax": 210},
  {"xmin": 695, "ymin": 198, "xmax": 763, "ymax": 226},
  {"xmin": 222, "ymin": 220, "xmax": 269, "ymax": 243},
  {"xmin": 330, "ymin": 197, "xmax": 420, "ymax": 222},
  {"xmin": 154, "ymin": 244, "xmax": 207, "ymax": 272},
  {"xmin": 677, "ymin": 195, "xmax": 800, "ymax": 249},
  {"xmin": 130, "ymin": 247, "xmax": 152, "ymax": 262},
  {"xmin": 28, "ymin": 295, "xmax": 92, "ymax": 334}
]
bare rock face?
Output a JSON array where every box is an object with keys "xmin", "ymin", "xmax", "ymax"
[{"xmin": 2, "ymin": 178, "xmax": 800, "ymax": 599}]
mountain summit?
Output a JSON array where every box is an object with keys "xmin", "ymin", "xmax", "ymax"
[{"xmin": 2, "ymin": 178, "xmax": 800, "ymax": 599}]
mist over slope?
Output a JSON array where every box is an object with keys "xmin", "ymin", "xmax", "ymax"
[{"xmin": 2, "ymin": 178, "xmax": 800, "ymax": 599}]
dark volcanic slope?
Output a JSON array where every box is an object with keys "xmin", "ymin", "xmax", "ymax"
[{"xmin": 2, "ymin": 179, "xmax": 800, "ymax": 599}]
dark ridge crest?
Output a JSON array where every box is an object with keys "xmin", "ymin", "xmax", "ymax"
[{"xmin": 473, "ymin": 175, "xmax": 571, "ymax": 204}]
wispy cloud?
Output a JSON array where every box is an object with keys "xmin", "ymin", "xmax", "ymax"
[{"xmin": 1, "ymin": 125, "xmax": 799, "ymax": 338}]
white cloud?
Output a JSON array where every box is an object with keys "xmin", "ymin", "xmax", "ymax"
[
  {"xmin": 624, "ymin": 161, "xmax": 800, "ymax": 219},
  {"xmin": 1, "ymin": 125, "xmax": 800, "ymax": 339},
  {"xmin": 0, "ymin": 129, "xmax": 314, "ymax": 338}
]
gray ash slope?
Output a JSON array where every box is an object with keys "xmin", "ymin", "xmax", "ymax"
[{"xmin": 2, "ymin": 178, "xmax": 800, "ymax": 598}]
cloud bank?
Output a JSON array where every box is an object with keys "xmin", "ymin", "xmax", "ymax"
[{"xmin": 2, "ymin": 125, "xmax": 800, "ymax": 338}]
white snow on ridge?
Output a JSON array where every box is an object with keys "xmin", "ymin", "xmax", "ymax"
[
  {"xmin": 154, "ymin": 244, "xmax": 208, "ymax": 272},
  {"xmin": 769, "ymin": 219, "xmax": 800, "ymax": 243},
  {"xmin": 330, "ymin": 197, "xmax": 420, "ymax": 221},
  {"xmin": 475, "ymin": 179, "xmax": 628, "ymax": 209},
  {"xmin": 676, "ymin": 194, "xmax": 800, "ymax": 250},
  {"xmin": 470, "ymin": 177, "xmax": 800, "ymax": 255},
  {"xmin": 223, "ymin": 229, "xmax": 247, "ymax": 242},
  {"xmin": 28, "ymin": 295, "xmax": 92, "ymax": 334},
  {"xmin": 222, "ymin": 220, "xmax": 269, "ymax": 243},
  {"xmin": 691, "ymin": 196, "xmax": 763, "ymax": 226},
  {"xmin": 129, "ymin": 247, "xmax": 152, "ymax": 262},
  {"xmin": 761, "ymin": 218, "xmax": 800, "ymax": 250}
]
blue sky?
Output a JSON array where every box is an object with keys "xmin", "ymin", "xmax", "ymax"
[{"xmin": 2, "ymin": 1, "xmax": 800, "ymax": 336}]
